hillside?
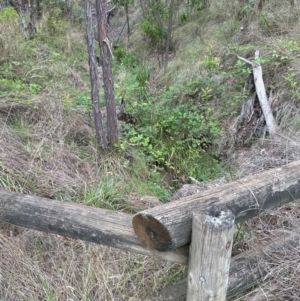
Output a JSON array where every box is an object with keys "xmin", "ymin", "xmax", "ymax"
[{"xmin": 1, "ymin": 0, "xmax": 300, "ymax": 300}]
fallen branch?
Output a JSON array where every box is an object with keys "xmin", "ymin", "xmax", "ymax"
[{"xmin": 238, "ymin": 51, "xmax": 277, "ymax": 135}]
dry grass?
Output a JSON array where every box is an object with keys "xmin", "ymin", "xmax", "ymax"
[
  {"xmin": 0, "ymin": 97, "xmax": 100, "ymax": 197},
  {"xmin": 0, "ymin": 14, "xmax": 21, "ymax": 59},
  {"xmin": 2, "ymin": 0, "xmax": 300, "ymax": 300},
  {"xmin": 229, "ymin": 101, "xmax": 300, "ymax": 299},
  {"xmin": 0, "ymin": 97, "xmax": 182, "ymax": 301},
  {"xmin": 0, "ymin": 96, "xmax": 132, "ymax": 199},
  {"xmin": 2, "ymin": 103, "xmax": 299, "ymax": 301},
  {"xmin": 234, "ymin": 201, "xmax": 300, "ymax": 301},
  {"xmin": 235, "ymin": 102, "xmax": 300, "ymax": 179},
  {"xmin": 0, "ymin": 225, "xmax": 185, "ymax": 301}
]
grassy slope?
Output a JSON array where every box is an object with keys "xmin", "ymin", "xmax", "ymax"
[{"xmin": 1, "ymin": 0, "xmax": 300, "ymax": 300}]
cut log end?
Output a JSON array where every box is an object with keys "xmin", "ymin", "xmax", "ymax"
[
  {"xmin": 132, "ymin": 213, "xmax": 172, "ymax": 252},
  {"xmin": 202, "ymin": 208, "xmax": 235, "ymax": 230}
]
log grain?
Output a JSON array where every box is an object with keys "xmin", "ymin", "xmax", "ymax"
[
  {"xmin": 0, "ymin": 189, "xmax": 187, "ymax": 263},
  {"xmin": 187, "ymin": 209, "xmax": 234, "ymax": 301},
  {"xmin": 133, "ymin": 160, "xmax": 300, "ymax": 251},
  {"xmin": 144, "ymin": 233, "xmax": 300, "ymax": 300}
]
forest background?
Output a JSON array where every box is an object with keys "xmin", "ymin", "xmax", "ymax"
[{"xmin": 1, "ymin": 0, "xmax": 300, "ymax": 300}]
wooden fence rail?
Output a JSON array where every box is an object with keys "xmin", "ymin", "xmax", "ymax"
[
  {"xmin": 133, "ymin": 160, "xmax": 300, "ymax": 251},
  {"xmin": 0, "ymin": 189, "xmax": 187, "ymax": 263},
  {"xmin": 1, "ymin": 160, "xmax": 300, "ymax": 300}
]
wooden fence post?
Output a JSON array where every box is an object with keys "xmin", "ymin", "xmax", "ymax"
[{"xmin": 187, "ymin": 208, "xmax": 235, "ymax": 301}]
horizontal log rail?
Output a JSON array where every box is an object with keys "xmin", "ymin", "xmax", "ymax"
[
  {"xmin": 1, "ymin": 161, "xmax": 300, "ymax": 264},
  {"xmin": 1, "ymin": 161, "xmax": 300, "ymax": 300},
  {"xmin": 0, "ymin": 189, "xmax": 187, "ymax": 263},
  {"xmin": 144, "ymin": 232, "xmax": 300, "ymax": 300},
  {"xmin": 132, "ymin": 160, "xmax": 300, "ymax": 251}
]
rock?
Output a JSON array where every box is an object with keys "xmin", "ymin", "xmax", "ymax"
[
  {"xmin": 140, "ymin": 195, "xmax": 162, "ymax": 208},
  {"xmin": 171, "ymin": 178, "xmax": 228, "ymax": 201},
  {"xmin": 126, "ymin": 194, "xmax": 162, "ymax": 211}
]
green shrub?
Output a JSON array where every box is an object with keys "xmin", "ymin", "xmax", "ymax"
[
  {"xmin": 0, "ymin": 7, "xmax": 22, "ymax": 58},
  {"xmin": 76, "ymin": 178, "xmax": 126, "ymax": 210},
  {"xmin": 120, "ymin": 82, "xmax": 222, "ymax": 180},
  {"xmin": 135, "ymin": 63, "xmax": 151, "ymax": 87},
  {"xmin": 114, "ymin": 46, "xmax": 139, "ymax": 68},
  {"xmin": 0, "ymin": 6, "xmax": 18, "ymax": 21},
  {"xmin": 140, "ymin": 18, "xmax": 167, "ymax": 45},
  {"xmin": 139, "ymin": 0, "xmax": 168, "ymax": 48},
  {"xmin": 37, "ymin": 8, "xmax": 68, "ymax": 45}
]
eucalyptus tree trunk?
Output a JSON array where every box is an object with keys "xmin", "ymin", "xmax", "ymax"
[
  {"xmin": 95, "ymin": 0, "xmax": 119, "ymax": 146},
  {"xmin": 164, "ymin": 0, "xmax": 174, "ymax": 70},
  {"xmin": 9, "ymin": 0, "xmax": 35, "ymax": 38},
  {"xmin": 31, "ymin": 0, "xmax": 42, "ymax": 20},
  {"xmin": 0, "ymin": 0, "xmax": 10, "ymax": 10},
  {"xmin": 84, "ymin": 0, "xmax": 107, "ymax": 150},
  {"xmin": 64, "ymin": 0, "xmax": 73, "ymax": 19},
  {"xmin": 125, "ymin": 3, "xmax": 130, "ymax": 42}
]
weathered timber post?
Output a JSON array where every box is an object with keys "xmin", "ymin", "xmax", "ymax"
[
  {"xmin": 144, "ymin": 233, "xmax": 300, "ymax": 300},
  {"xmin": 187, "ymin": 208, "xmax": 234, "ymax": 301}
]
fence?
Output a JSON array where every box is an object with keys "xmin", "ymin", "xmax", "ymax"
[{"xmin": 1, "ymin": 160, "xmax": 300, "ymax": 300}]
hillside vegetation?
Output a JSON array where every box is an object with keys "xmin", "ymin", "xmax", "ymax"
[{"xmin": 1, "ymin": 0, "xmax": 300, "ymax": 300}]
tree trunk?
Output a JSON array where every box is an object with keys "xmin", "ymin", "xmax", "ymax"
[
  {"xmin": 64, "ymin": 0, "xmax": 73, "ymax": 20},
  {"xmin": 164, "ymin": 0, "xmax": 174, "ymax": 70},
  {"xmin": 31, "ymin": 0, "xmax": 42, "ymax": 21},
  {"xmin": 10, "ymin": 0, "xmax": 35, "ymax": 38},
  {"xmin": 0, "ymin": 0, "xmax": 10, "ymax": 10},
  {"xmin": 84, "ymin": 0, "xmax": 107, "ymax": 150},
  {"xmin": 125, "ymin": 3, "xmax": 130, "ymax": 42},
  {"xmin": 95, "ymin": 0, "xmax": 119, "ymax": 146}
]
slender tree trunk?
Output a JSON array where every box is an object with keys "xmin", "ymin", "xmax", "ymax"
[
  {"xmin": 64, "ymin": 0, "xmax": 73, "ymax": 20},
  {"xmin": 84, "ymin": 0, "xmax": 107, "ymax": 150},
  {"xmin": 0, "ymin": 0, "xmax": 10, "ymax": 10},
  {"xmin": 139, "ymin": 0, "xmax": 147, "ymax": 17},
  {"xmin": 95, "ymin": 0, "xmax": 118, "ymax": 146},
  {"xmin": 164, "ymin": 0, "xmax": 174, "ymax": 70},
  {"xmin": 125, "ymin": 4, "xmax": 130, "ymax": 43},
  {"xmin": 36, "ymin": 0, "xmax": 42, "ymax": 19},
  {"xmin": 31, "ymin": 0, "xmax": 42, "ymax": 21},
  {"xmin": 10, "ymin": 0, "xmax": 35, "ymax": 38}
]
